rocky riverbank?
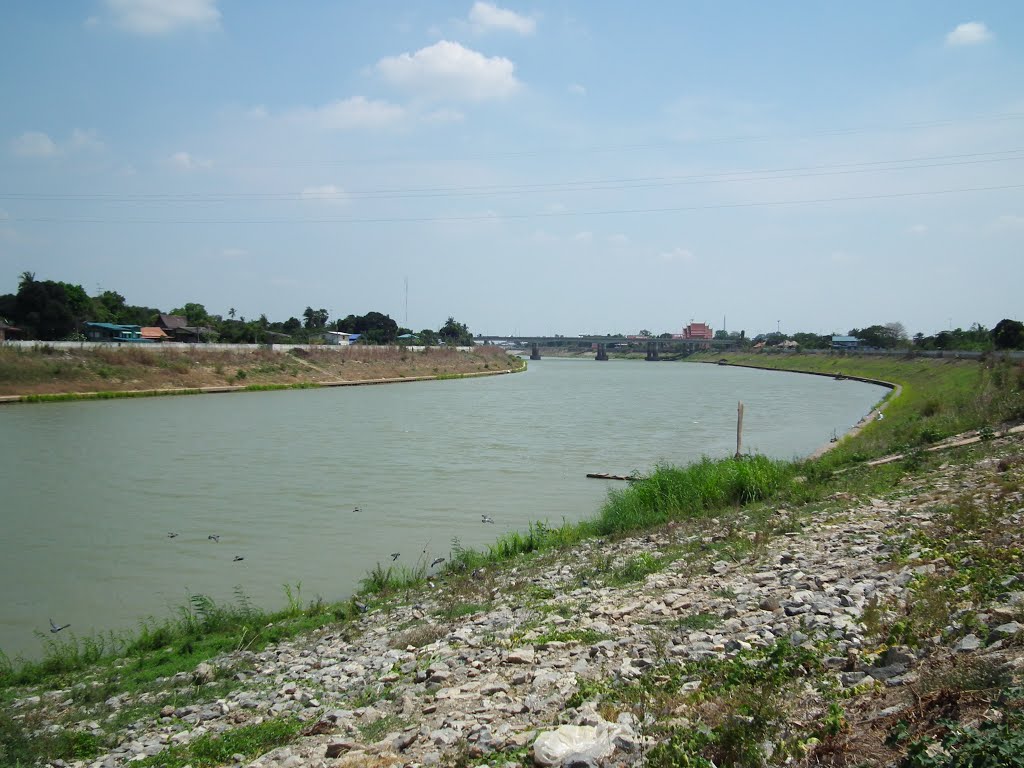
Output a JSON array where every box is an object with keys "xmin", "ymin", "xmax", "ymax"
[{"xmin": 5, "ymin": 430, "xmax": 1023, "ymax": 767}]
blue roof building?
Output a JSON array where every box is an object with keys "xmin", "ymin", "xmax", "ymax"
[
  {"xmin": 84, "ymin": 322, "xmax": 149, "ymax": 342},
  {"xmin": 831, "ymin": 335, "xmax": 862, "ymax": 349}
]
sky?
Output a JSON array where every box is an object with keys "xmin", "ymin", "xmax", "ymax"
[{"xmin": 1, "ymin": 1, "xmax": 1022, "ymax": 337}]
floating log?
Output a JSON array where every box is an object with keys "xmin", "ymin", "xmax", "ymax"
[{"xmin": 586, "ymin": 472, "xmax": 637, "ymax": 482}]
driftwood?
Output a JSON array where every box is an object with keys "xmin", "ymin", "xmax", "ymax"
[{"xmin": 586, "ymin": 472, "xmax": 639, "ymax": 482}]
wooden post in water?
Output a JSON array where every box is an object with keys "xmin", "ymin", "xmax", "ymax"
[{"xmin": 735, "ymin": 401, "xmax": 745, "ymax": 458}]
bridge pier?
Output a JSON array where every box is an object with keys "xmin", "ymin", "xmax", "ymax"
[
  {"xmin": 530, "ymin": 342, "xmax": 541, "ymax": 360},
  {"xmin": 595, "ymin": 343, "xmax": 608, "ymax": 361},
  {"xmin": 645, "ymin": 341, "xmax": 659, "ymax": 361}
]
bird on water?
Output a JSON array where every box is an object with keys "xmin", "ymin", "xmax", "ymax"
[
  {"xmin": 431, "ymin": 557, "xmax": 446, "ymax": 568},
  {"xmin": 233, "ymin": 555, "xmax": 244, "ymax": 562},
  {"xmin": 481, "ymin": 514, "xmax": 495, "ymax": 524},
  {"xmin": 49, "ymin": 619, "xmax": 70, "ymax": 633},
  {"xmin": 390, "ymin": 552, "xmax": 400, "ymax": 561},
  {"xmin": 167, "ymin": 532, "xmax": 178, "ymax": 538},
  {"xmin": 208, "ymin": 535, "xmax": 220, "ymax": 542}
]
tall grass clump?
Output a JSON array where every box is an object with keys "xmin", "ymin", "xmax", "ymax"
[
  {"xmin": 595, "ymin": 455, "xmax": 793, "ymax": 536},
  {"xmin": 0, "ymin": 587, "xmax": 336, "ymax": 691}
]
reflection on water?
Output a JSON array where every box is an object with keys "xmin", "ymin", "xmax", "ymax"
[{"xmin": 0, "ymin": 359, "xmax": 884, "ymax": 658}]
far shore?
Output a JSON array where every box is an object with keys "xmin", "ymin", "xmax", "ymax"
[{"xmin": 0, "ymin": 343, "xmax": 525, "ymax": 403}]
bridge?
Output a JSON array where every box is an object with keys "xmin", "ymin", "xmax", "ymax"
[{"xmin": 475, "ymin": 335, "xmax": 735, "ymax": 361}]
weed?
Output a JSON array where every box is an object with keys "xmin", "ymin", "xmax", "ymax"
[
  {"xmin": 133, "ymin": 718, "xmax": 302, "ymax": 768},
  {"xmin": 608, "ymin": 552, "xmax": 666, "ymax": 585},
  {"xmin": 356, "ymin": 714, "xmax": 405, "ymax": 743},
  {"xmin": 673, "ymin": 612, "xmax": 722, "ymax": 632}
]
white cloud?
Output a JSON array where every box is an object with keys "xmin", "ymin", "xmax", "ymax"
[
  {"xmin": 907, "ymin": 224, "xmax": 928, "ymax": 235},
  {"xmin": 69, "ymin": 129, "xmax": 105, "ymax": 152},
  {"xmin": 572, "ymin": 231, "xmax": 593, "ymax": 242},
  {"xmin": 568, "ymin": 83, "xmax": 586, "ymax": 96},
  {"xmin": 220, "ymin": 247, "xmax": 247, "ymax": 259},
  {"xmin": 423, "ymin": 108, "xmax": 466, "ymax": 123},
  {"xmin": 301, "ymin": 185, "xmax": 349, "ymax": 205},
  {"xmin": 104, "ymin": 0, "xmax": 221, "ymax": 35},
  {"xmin": 287, "ymin": 96, "xmax": 406, "ymax": 130},
  {"xmin": 608, "ymin": 233, "xmax": 629, "ymax": 244},
  {"xmin": 946, "ymin": 21, "xmax": 992, "ymax": 47},
  {"xmin": 10, "ymin": 131, "xmax": 58, "ymax": 158},
  {"xmin": 468, "ymin": 2, "xmax": 536, "ymax": 35},
  {"xmin": 659, "ymin": 247, "xmax": 695, "ymax": 264},
  {"xmin": 377, "ymin": 40, "xmax": 522, "ymax": 102},
  {"xmin": 168, "ymin": 151, "xmax": 212, "ymax": 170},
  {"xmin": 993, "ymin": 214, "xmax": 1024, "ymax": 231}
]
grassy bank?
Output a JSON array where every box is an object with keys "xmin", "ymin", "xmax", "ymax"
[
  {"xmin": 699, "ymin": 351, "xmax": 1024, "ymax": 466},
  {"xmin": 0, "ymin": 344, "xmax": 523, "ymax": 400}
]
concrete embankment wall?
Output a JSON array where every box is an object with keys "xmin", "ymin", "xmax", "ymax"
[{"xmin": 0, "ymin": 341, "xmax": 473, "ymax": 353}]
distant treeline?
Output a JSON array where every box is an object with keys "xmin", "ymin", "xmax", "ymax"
[
  {"xmin": 0, "ymin": 271, "xmax": 474, "ymax": 345},
  {"xmin": 725, "ymin": 320, "xmax": 1024, "ymax": 352}
]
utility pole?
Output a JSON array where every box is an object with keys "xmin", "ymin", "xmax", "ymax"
[{"xmin": 735, "ymin": 401, "xmax": 745, "ymax": 458}]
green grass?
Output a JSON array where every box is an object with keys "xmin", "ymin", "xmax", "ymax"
[
  {"xmin": 19, "ymin": 388, "xmax": 207, "ymax": 402},
  {"xmin": 0, "ymin": 587, "xmax": 341, "ymax": 692},
  {"xmin": 595, "ymin": 455, "xmax": 794, "ymax": 536},
  {"xmin": 132, "ymin": 718, "xmax": 303, "ymax": 768},
  {"xmin": 701, "ymin": 353, "xmax": 1024, "ymax": 467}
]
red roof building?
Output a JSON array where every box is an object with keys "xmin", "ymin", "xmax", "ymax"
[
  {"xmin": 682, "ymin": 322, "xmax": 714, "ymax": 340},
  {"xmin": 140, "ymin": 326, "xmax": 169, "ymax": 341}
]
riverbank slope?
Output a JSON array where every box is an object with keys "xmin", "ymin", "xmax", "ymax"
[
  {"xmin": 0, "ymin": 345, "xmax": 523, "ymax": 401},
  {"xmin": 3, "ymin": 354, "xmax": 1023, "ymax": 767}
]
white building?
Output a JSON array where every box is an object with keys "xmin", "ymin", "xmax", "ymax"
[{"xmin": 322, "ymin": 331, "xmax": 352, "ymax": 346}]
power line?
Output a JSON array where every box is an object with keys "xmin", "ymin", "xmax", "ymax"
[
  {"xmin": 9, "ymin": 183, "xmax": 1022, "ymax": 225},
  {"xmin": 2, "ymin": 149, "xmax": 1021, "ymax": 204},
  {"xmin": 203, "ymin": 110, "xmax": 1024, "ymax": 168}
]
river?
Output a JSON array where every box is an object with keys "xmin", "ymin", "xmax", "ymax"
[{"xmin": 0, "ymin": 358, "xmax": 884, "ymax": 659}]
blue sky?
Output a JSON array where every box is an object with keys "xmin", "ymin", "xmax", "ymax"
[{"xmin": 1, "ymin": 1, "xmax": 1022, "ymax": 337}]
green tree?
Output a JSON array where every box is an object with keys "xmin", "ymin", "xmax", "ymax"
[
  {"xmin": 15, "ymin": 278, "xmax": 76, "ymax": 339},
  {"xmin": 337, "ymin": 311, "xmax": 399, "ymax": 343},
  {"xmin": 171, "ymin": 303, "xmax": 210, "ymax": 326},
  {"xmin": 302, "ymin": 307, "xmax": 329, "ymax": 330},
  {"xmin": 993, "ymin": 318, "xmax": 1024, "ymax": 350},
  {"xmin": 94, "ymin": 290, "xmax": 127, "ymax": 323},
  {"xmin": 438, "ymin": 316, "xmax": 473, "ymax": 345}
]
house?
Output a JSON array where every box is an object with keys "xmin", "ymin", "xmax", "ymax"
[
  {"xmin": 397, "ymin": 333, "xmax": 419, "ymax": 344},
  {"xmin": 156, "ymin": 314, "xmax": 188, "ymax": 334},
  {"xmin": 84, "ymin": 322, "xmax": 147, "ymax": 342},
  {"xmin": 831, "ymin": 335, "xmax": 862, "ymax": 350},
  {"xmin": 778, "ymin": 340, "xmax": 799, "ymax": 350},
  {"xmin": 682, "ymin": 322, "xmax": 714, "ymax": 340},
  {"xmin": 155, "ymin": 314, "xmax": 205, "ymax": 342},
  {"xmin": 322, "ymin": 331, "xmax": 352, "ymax": 346},
  {"xmin": 140, "ymin": 327, "xmax": 169, "ymax": 342},
  {"xmin": 0, "ymin": 320, "xmax": 21, "ymax": 342}
]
